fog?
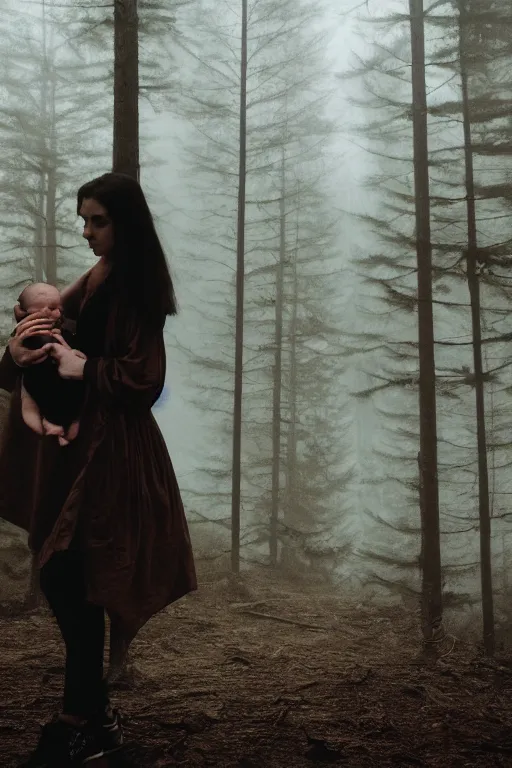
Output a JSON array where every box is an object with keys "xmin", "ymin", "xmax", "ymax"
[
  {"xmin": 1, "ymin": 0, "xmax": 512, "ymax": 649},
  {"xmin": 3, "ymin": 0, "xmax": 512, "ymax": 764}
]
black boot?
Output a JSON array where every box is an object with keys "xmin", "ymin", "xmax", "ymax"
[
  {"xmin": 20, "ymin": 716, "xmax": 104, "ymax": 766},
  {"xmin": 95, "ymin": 708, "xmax": 124, "ymax": 756}
]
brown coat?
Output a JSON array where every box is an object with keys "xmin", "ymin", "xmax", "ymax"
[{"xmin": 0, "ymin": 271, "xmax": 197, "ymax": 640}]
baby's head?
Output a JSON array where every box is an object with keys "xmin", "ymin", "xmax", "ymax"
[{"xmin": 16, "ymin": 283, "xmax": 62, "ymax": 323}]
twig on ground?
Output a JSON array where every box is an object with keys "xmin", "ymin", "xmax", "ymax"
[{"xmin": 237, "ymin": 609, "xmax": 329, "ymax": 631}]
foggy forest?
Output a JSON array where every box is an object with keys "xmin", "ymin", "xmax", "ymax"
[{"xmin": 1, "ymin": 0, "xmax": 512, "ymax": 765}]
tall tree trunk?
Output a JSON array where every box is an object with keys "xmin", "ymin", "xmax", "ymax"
[
  {"xmin": 25, "ymin": 556, "xmax": 44, "ymax": 610},
  {"xmin": 35, "ymin": 177, "xmax": 45, "ymax": 282},
  {"xmin": 281, "ymin": 181, "xmax": 299, "ymax": 570},
  {"xmin": 27, "ymin": 0, "xmax": 52, "ymax": 611},
  {"xmin": 458, "ymin": 0, "xmax": 494, "ymax": 656},
  {"xmin": 230, "ymin": 0, "xmax": 248, "ymax": 575},
  {"xmin": 269, "ymin": 147, "xmax": 286, "ymax": 565},
  {"xmin": 45, "ymin": 62, "xmax": 57, "ymax": 286},
  {"xmin": 113, "ymin": 0, "xmax": 139, "ymax": 179},
  {"xmin": 109, "ymin": 0, "xmax": 139, "ymax": 684},
  {"xmin": 417, "ymin": 451, "xmax": 425, "ymax": 575},
  {"xmin": 35, "ymin": 0, "xmax": 49, "ymax": 283},
  {"xmin": 409, "ymin": 0, "xmax": 444, "ymax": 650}
]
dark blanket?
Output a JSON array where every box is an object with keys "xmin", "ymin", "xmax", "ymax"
[{"xmin": 22, "ymin": 328, "xmax": 84, "ymax": 429}]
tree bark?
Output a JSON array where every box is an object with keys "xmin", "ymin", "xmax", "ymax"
[
  {"xmin": 25, "ymin": 556, "xmax": 43, "ymax": 610},
  {"xmin": 35, "ymin": 1, "xmax": 49, "ymax": 284},
  {"xmin": 458, "ymin": 0, "xmax": 494, "ymax": 656},
  {"xmin": 45, "ymin": 63, "xmax": 57, "ymax": 286},
  {"xmin": 109, "ymin": 0, "xmax": 140, "ymax": 681},
  {"xmin": 35, "ymin": 163, "xmax": 45, "ymax": 282},
  {"xmin": 113, "ymin": 0, "xmax": 139, "ymax": 180},
  {"xmin": 409, "ymin": 0, "xmax": 444, "ymax": 649},
  {"xmin": 281, "ymin": 181, "xmax": 299, "ymax": 571},
  {"xmin": 270, "ymin": 147, "xmax": 286, "ymax": 565},
  {"xmin": 231, "ymin": 0, "xmax": 248, "ymax": 574}
]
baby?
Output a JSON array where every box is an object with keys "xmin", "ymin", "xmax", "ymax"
[{"xmin": 16, "ymin": 283, "xmax": 85, "ymax": 447}]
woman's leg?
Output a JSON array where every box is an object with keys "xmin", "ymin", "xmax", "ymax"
[
  {"xmin": 39, "ymin": 547, "xmax": 109, "ymax": 721},
  {"xmin": 21, "ymin": 548, "xmax": 125, "ymax": 766}
]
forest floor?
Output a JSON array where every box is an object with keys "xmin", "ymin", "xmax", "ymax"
[{"xmin": 1, "ymin": 566, "xmax": 512, "ymax": 768}]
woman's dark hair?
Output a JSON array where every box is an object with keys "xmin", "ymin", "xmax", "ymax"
[{"xmin": 77, "ymin": 173, "xmax": 177, "ymax": 326}]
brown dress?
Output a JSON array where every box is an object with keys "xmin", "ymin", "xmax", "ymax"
[{"xmin": 0, "ymin": 270, "xmax": 197, "ymax": 641}]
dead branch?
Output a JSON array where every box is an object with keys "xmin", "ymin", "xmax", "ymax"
[{"xmin": 236, "ymin": 609, "xmax": 329, "ymax": 631}]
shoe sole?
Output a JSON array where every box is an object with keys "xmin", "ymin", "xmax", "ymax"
[
  {"xmin": 82, "ymin": 744, "xmax": 124, "ymax": 763},
  {"xmin": 82, "ymin": 714, "xmax": 124, "ymax": 763},
  {"xmin": 101, "ymin": 722, "xmax": 124, "ymax": 757},
  {"xmin": 103, "ymin": 743, "xmax": 124, "ymax": 756}
]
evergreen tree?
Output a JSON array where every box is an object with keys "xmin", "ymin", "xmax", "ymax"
[{"xmin": 175, "ymin": 0, "xmax": 354, "ymax": 573}]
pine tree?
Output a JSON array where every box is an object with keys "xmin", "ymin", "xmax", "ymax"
[
  {"xmin": 112, "ymin": 0, "xmax": 139, "ymax": 178},
  {"xmin": 409, "ymin": 0, "xmax": 443, "ymax": 648},
  {"xmin": 0, "ymin": 0, "xmax": 110, "ymax": 334},
  {"xmin": 426, "ymin": 0, "xmax": 512, "ymax": 653},
  {"xmin": 175, "ymin": 0, "xmax": 352, "ymax": 573},
  {"xmin": 344, "ymin": 0, "xmax": 512, "ymax": 648}
]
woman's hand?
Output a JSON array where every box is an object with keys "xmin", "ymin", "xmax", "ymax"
[
  {"xmin": 48, "ymin": 344, "xmax": 87, "ymax": 380},
  {"xmin": 9, "ymin": 310, "xmax": 62, "ymax": 367}
]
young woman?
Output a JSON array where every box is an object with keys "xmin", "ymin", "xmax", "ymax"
[{"xmin": 0, "ymin": 173, "xmax": 197, "ymax": 766}]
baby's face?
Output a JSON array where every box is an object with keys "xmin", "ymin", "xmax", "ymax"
[{"xmin": 24, "ymin": 287, "xmax": 62, "ymax": 322}]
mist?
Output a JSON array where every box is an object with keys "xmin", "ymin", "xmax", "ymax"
[{"xmin": 1, "ymin": 0, "xmax": 512, "ymax": 765}]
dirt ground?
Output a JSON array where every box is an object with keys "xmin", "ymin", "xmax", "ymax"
[{"xmin": 1, "ymin": 567, "xmax": 512, "ymax": 768}]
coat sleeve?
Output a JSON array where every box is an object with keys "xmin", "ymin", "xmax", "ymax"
[
  {"xmin": 0, "ymin": 346, "xmax": 20, "ymax": 394},
  {"xmin": 82, "ymin": 317, "xmax": 166, "ymax": 410}
]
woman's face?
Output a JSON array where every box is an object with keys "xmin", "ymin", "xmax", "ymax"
[{"xmin": 79, "ymin": 197, "xmax": 114, "ymax": 259}]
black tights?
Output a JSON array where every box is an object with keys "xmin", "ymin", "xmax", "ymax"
[{"xmin": 39, "ymin": 547, "xmax": 109, "ymax": 720}]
